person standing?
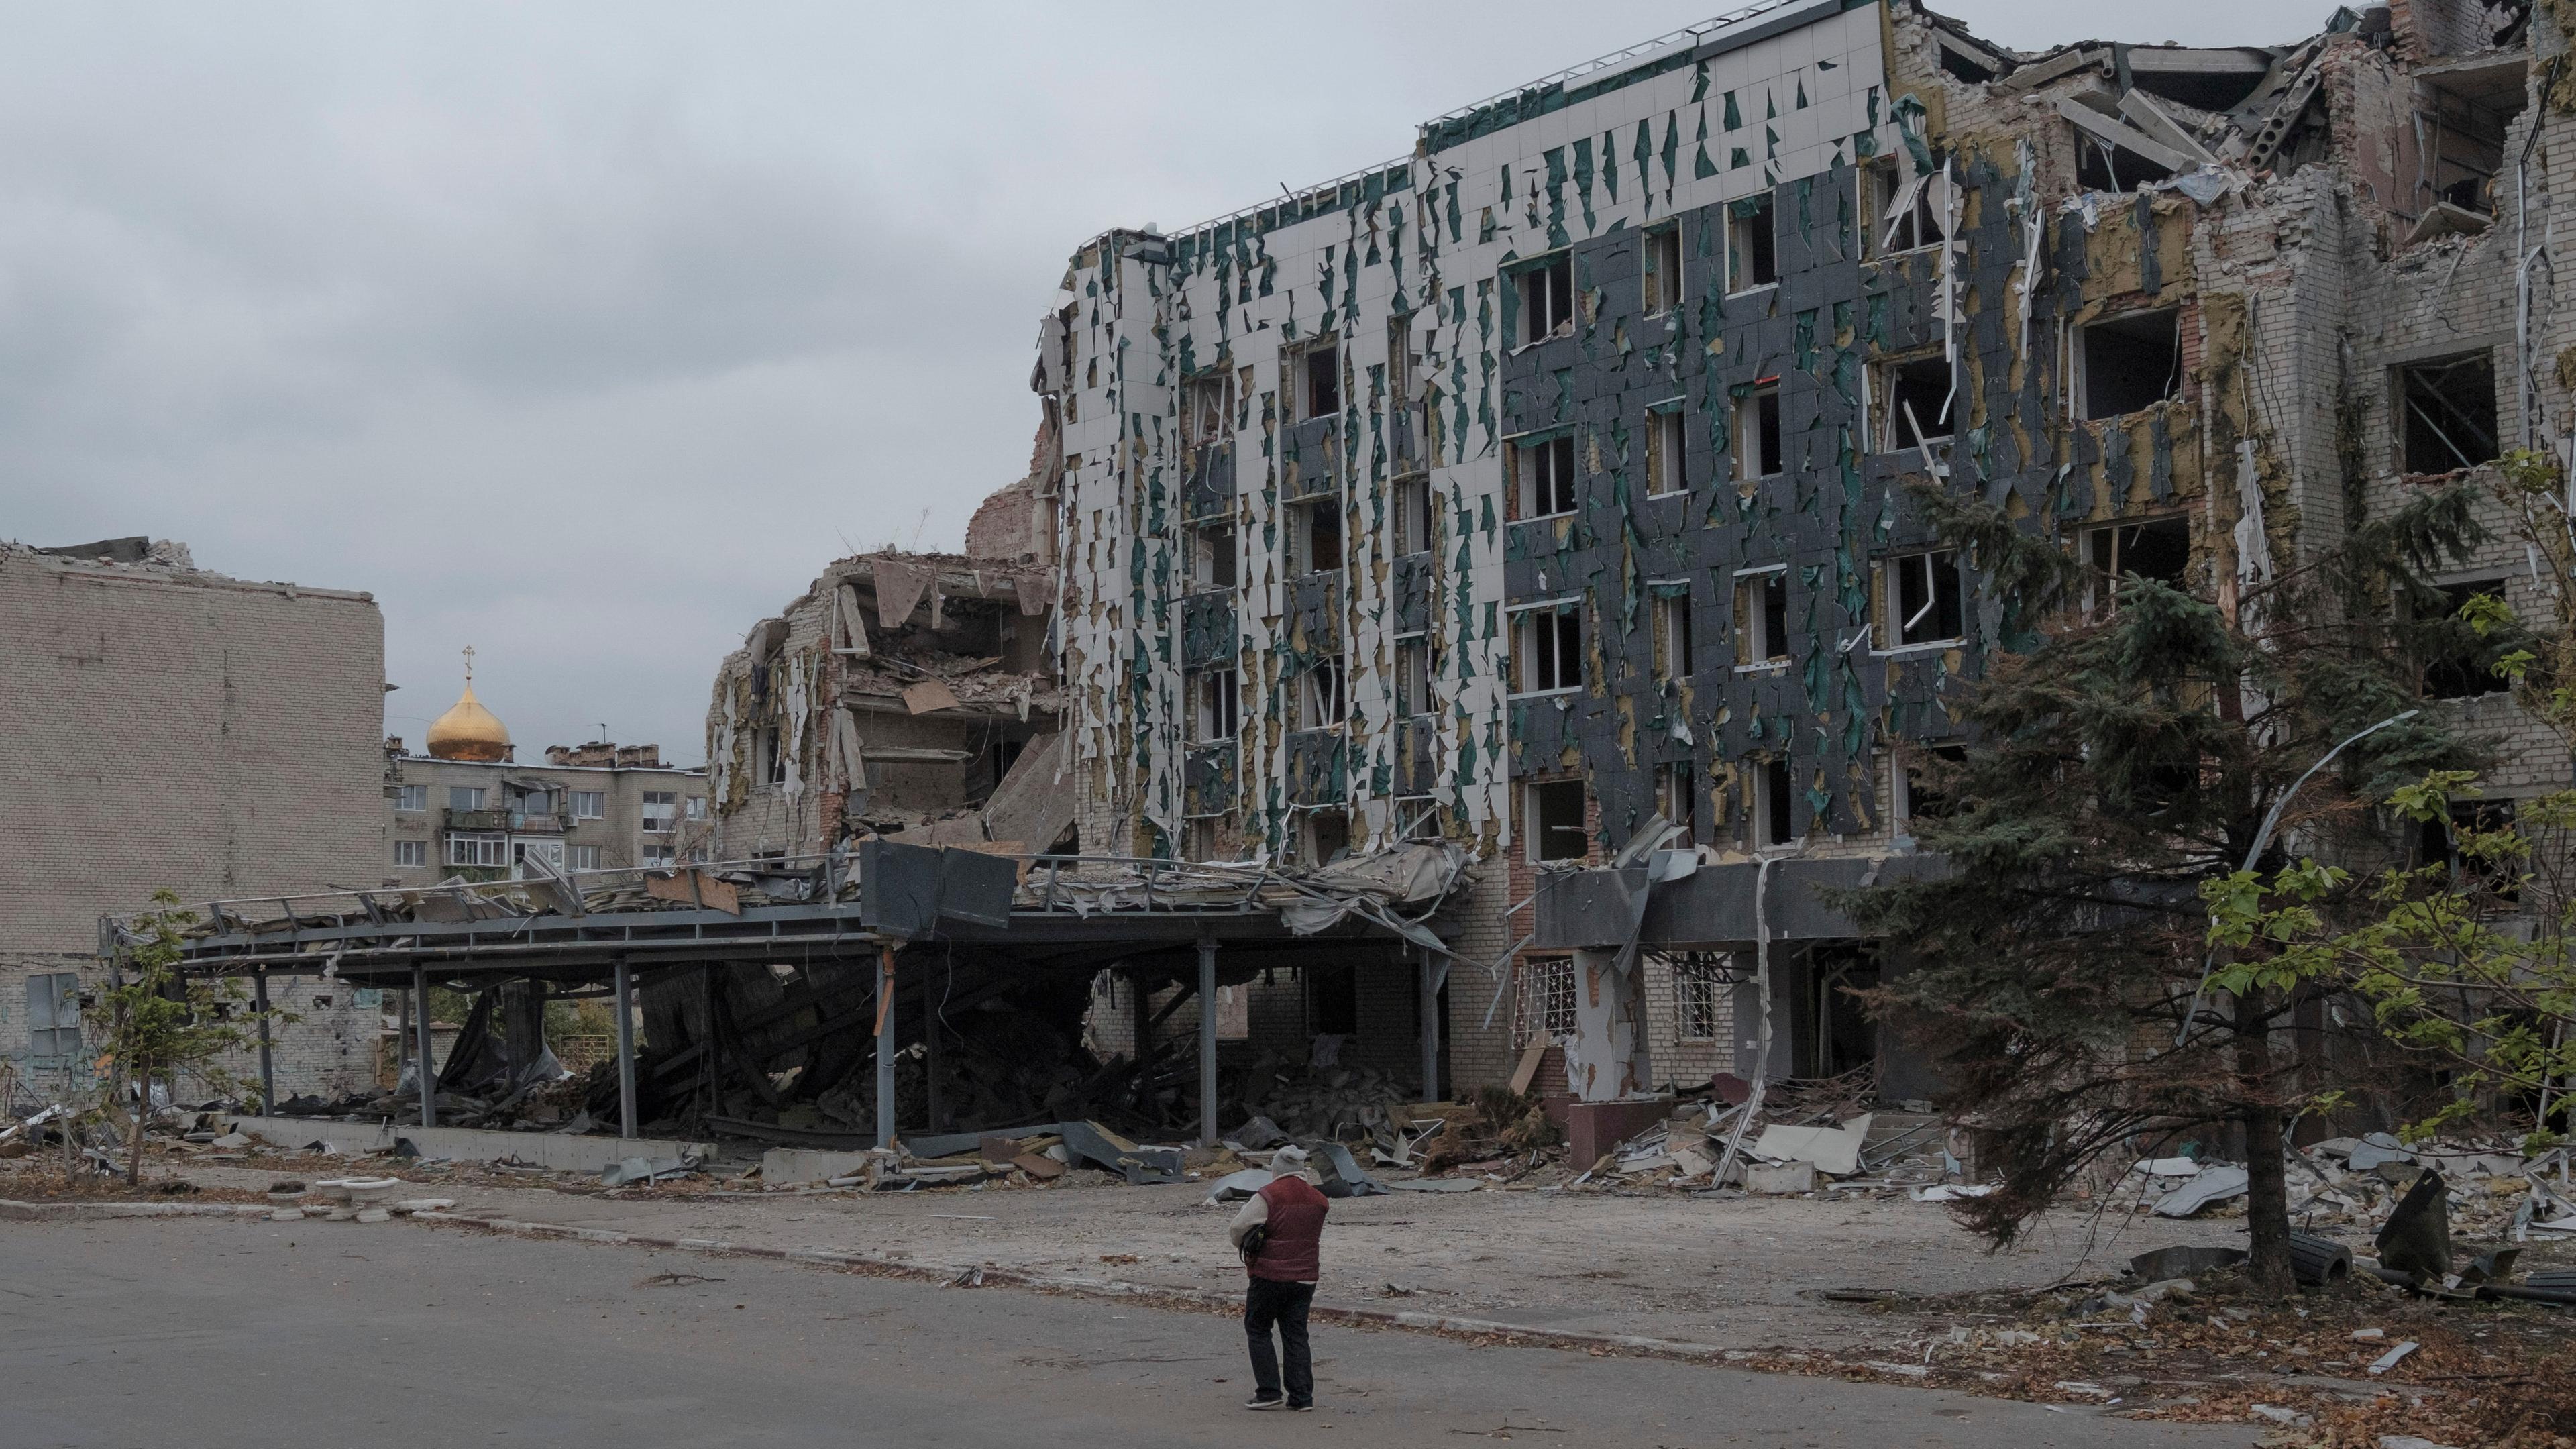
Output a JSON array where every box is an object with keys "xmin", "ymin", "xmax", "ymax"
[{"xmin": 1226, "ymin": 1171, "xmax": 1329, "ymax": 1410}]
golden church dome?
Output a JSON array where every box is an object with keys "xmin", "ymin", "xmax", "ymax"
[{"xmin": 427, "ymin": 678, "xmax": 512, "ymax": 762}]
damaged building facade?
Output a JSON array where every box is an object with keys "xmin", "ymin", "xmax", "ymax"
[
  {"xmin": 0, "ymin": 537, "xmax": 390, "ymax": 1107},
  {"xmin": 1034, "ymin": 0, "xmax": 2576, "ymax": 1105}
]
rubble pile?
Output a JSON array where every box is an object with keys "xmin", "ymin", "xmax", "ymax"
[
  {"xmin": 1578, "ymin": 1070, "xmax": 1949, "ymax": 1195},
  {"xmin": 1229, "ymin": 1053, "xmax": 1415, "ymax": 1142}
]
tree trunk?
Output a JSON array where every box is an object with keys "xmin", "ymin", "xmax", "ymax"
[
  {"xmin": 124, "ymin": 1053, "xmax": 148, "ymax": 1187},
  {"xmin": 2235, "ymin": 988, "xmax": 2294, "ymax": 1296}
]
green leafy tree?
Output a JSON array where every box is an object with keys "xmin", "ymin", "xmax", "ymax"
[
  {"xmin": 90, "ymin": 890, "xmax": 260, "ymax": 1185},
  {"xmin": 1845, "ymin": 482, "xmax": 2496, "ymax": 1294}
]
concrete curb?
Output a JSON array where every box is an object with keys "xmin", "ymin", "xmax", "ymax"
[
  {"xmin": 405, "ymin": 1210, "xmax": 1777, "ymax": 1368},
  {"xmin": 0, "ymin": 1199, "xmax": 274, "ymax": 1222}
]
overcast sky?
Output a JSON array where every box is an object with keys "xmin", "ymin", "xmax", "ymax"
[{"xmin": 1, "ymin": 1, "xmax": 2333, "ymax": 765}]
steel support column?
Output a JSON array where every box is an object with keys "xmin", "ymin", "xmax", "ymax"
[
  {"xmin": 252, "ymin": 967, "xmax": 274, "ymax": 1113},
  {"xmin": 923, "ymin": 988, "xmax": 945, "ymax": 1134},
  {"xmin": 875, "ymin": 944, "xmax": 898, "ymax": 1150},
  {"xmin": 613, "ymin": 957, "xmax": 637, "ymax": 1140},
  {"xmin": 1197, "ymin": 937, "xmax": 1218, "ymax": 1148},
  {"xmin": 412, "ymin": 965, "xmax": 434, "ymax": 1129},
  {"xmin": 1419, "ymin": 946, "xmax": 1442, "ymax": 1103}
]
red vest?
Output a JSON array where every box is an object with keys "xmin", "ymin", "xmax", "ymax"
[{"xmin": 1251, "ymin": 1175, "xmax": 1329, "ymax": 1283}]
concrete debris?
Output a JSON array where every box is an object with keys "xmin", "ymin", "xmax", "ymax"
[{"xmin": 2151, "ymin": 1165, "xmax": 2251, "ymax": 1217}]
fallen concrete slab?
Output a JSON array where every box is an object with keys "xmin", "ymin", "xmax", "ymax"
[{"xmin": 224, "ymin": 1116, "xmax": 712, "ymax": 1173}]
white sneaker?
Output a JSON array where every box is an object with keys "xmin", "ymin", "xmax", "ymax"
[{"xmin": 1244, "ymin": 1396, "xmax": 1286, "ymax": 1411}]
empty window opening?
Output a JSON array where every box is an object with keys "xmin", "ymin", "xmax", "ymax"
[
  {"xmin": 2418, "ymin": 796, "xmax": 2518, "ymax": 900},
  {"xmin": 1658, "ymin": 761, "xmax": 1698, "ymax": 840},
  {"xmin": 1387, "ymin": 315, "xmax": 1415, "ymax": 405},
  {"xmin": 1643, "ymin": 223, "xmax": 1683, "ymax": 314},
  {"xmin": 1519, "ymin": 254, "xmax": 1574, "ymax": 344},
  {"xmin": 1898, "ymin": 743, "xmax": 1968, "ymax": 825},
  {"xmin": 1884, "ymin": 549, "xmax": 1964, "ymax": 648},
  {"xmin": 1516, "ymin": 955, "xmax": 1577, "ymax": 1045},
  {"xmin": 1297, "ymin": 657, "xmax": 1347, "ymax": 729},
  {"xmin": 1301, "ymin": 343, "xmax": 1340, "ymax": 419},
  {"xmin": 2417, "ymin": 78, "xmax": 2519, "ymax": 217},
  {"xmin": 1935, "ymin": 39, "xmax": 1998, "ymax": 86},
  {"xmin": 2420, "ymin": 579, "xmax": 2512, "ymax": 700},
  {"xmin": 1511, "ymin": 606, "xmax": 1582, "ymax": 694},
  {"xmin": 1186, "ymin": 374, "xmax": 1230, "ymax": 450},
  {"xmin": 1187, "ymin": 816, "xmax": 1224, "ymax": 863},
  {"xmin": 1728, "ymin": 196, "xmax": 1777, "ymax": 290},
  {"xmin": 1193, "ymin": 667, "xmax": 1240, "ymax": 741},
  {"xmin": 759, "ymin": 727, "xmax": 785, "ymax": 784},
  {"xmin": 2398, "ymin": 352, "xmax": 2500, "ymax": 474},
  {"xmin": 1868, "ymin": 158, "xmax": 1947, "ymax": 255},
  {"xmin": 1735, "ymin": 568, "xmax": 1790, "ymax": 667},
  {"xmin": 1516, "ymin": 434, "xmax": 1578, "ymax": 517},
  {"xmin": 1737, "ymin": 384, "xmax": 1782, "ymax": 478},
  {"xmin": 2084, "ymin": 517, "xmax": 2192, "ymax": 614},
  {"xmin": 1291, "ymin": 498, "xmax": 1343, "ymax": 576},
  {"xmin": 1529, "ymin": 779, "xmax": 1589, "ymax": 862},
  {"xmin": 1393, "ymin": 476, "xmax": 1434, "ymax": 555},
  {"xmin": 1646, "ymin": 406, "xmax": 1688, "ymax": 495},
  {"xmin": 1308, "ymin": 957, "xmax": 1359, "ymax": 1033},
  {"xmin": 1394, "ymin": 637, "xmax": 1432, "ymax": 717},
  {"xmin": 1653, "ymin": 588, "xmax": 1693, "ymax": 680},
  {"xmin": 1304, "ymin": 808, "xmax": 1351, "ymax": 869},
  {"xmin": 1193, "ymin": 521, "xmax": 1236, "ymax": 590},
  {"xmin": 1878, "ymin": 356, "xmax": 1955, "ymax": 451},
  {"xmin": 1754, "ymin": 756, "xmax": 1796, "ymax": 847},
  {"xmin": 2125, "ymin": 55, "xmax": 2269, "ymax": 112},
  {"xmin": 2078, "ymin": 309, "xmax": 2182, "ymax": 419}
]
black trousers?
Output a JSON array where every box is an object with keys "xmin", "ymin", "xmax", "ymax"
[{"xmin": 1243, "ymin": 1277, "xmax": 1316, "ymax": 1405}]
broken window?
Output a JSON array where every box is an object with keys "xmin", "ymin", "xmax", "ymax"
[
  {"xmin": 1304, "ymin": 809, "xmax": 1351, "ymax": 869},
  {"xmin": 1670, "ymin": 954, "xmax": 1729, "ymax": 1040},
  {"xmin": 1186, "ymin": 815, "xmax": 1227, "ymax": 863},
  {"xmin": 2420, "ymin": 579, "xmax": 2512, "ymax": 700},
  {"xmin": 1653, "ymin": 588, "xmax": 1693, "ymax": 681},
  {"xmin": 1308, "ymin": 958, "xmax": 1360, "ymax": 1034},
  {"xmin": 641, "ymin": 791, "xmax": 678, "ymax": 833},
  {"xmin": 758, "ymin": 727, "xmax": 784, "ymax": 785},
  {"xmin": 2077, "ymin": 308, "xmax": 2182, "ymax": 419},
  {"xmin": 2398, "ymin": 352, "xmax": 2499, "ymax": 474},
  {"xmin": 447, "ymin": 833, "xmax": 508, "ymax": 868},
  {"xmin": 1528, "ymin": 779, "xmax": 1589, "ymax": 862},
  {"xmin": 1509, "ymin": 605, "xmax": 1582, "ymax": 695},
  {"xmin": 1876, "ymin": 355, "xmax": 1954, "ymax": 452},
  {"xmin": 1645, "ymin": 405, "xmax": 1688, "ymax": 495},
  {"xmin": 1394, "ymin": 637, "xmax": 1431, "ymax": 717},
  {"xmin": 448, "ymin": 786, "xmax": 486, "ymax": 812},
  {"xmin": 685, "ymin": 796, "xmax": 706, "ymax": 821},
  {"xmin": 1393, "ymin": 476, "xmax": 1433, "ymax": 555},
  {"xmin": 568, "ymin": 789, "xmax": 605, "ymax": 820},
  {"xmin": 1297, "ymin": 657, "xmax": 1346, "ymax": 730},
  {"xmin": 1299, "ymin": 342, "xmax": 1340, "ymax": 420},
  {"xmin": 1658, "ymin": 761, "xmax": 1698, "ymax": 840},
  {"xmin": 393, "ymin": 784, "xmax": 428, "ymax": 812},
  {"xmin": 2083, "ymin": 516, "xmax": 2193, "ymax": 614},
  {"xmin": 640, "ymin": 843, "xmax": 676, "ymax": 869},
  {"xmin": 1515, "ymin": 433, "xmax": 1578, "ymax": 518},
  {"xmin": 25, "ymin": 973, "xmax": 81, "ymax": 1061},
  {"xmin": 566, "ymin": 844, "xmax": 601, "ymax": 871},
  {"xmin": 1754, "ymin": 755, "xmax": 1796, "ymax": 848},
  {"xmin": 1192, "ymin": 521, "xmax": 1236, "ymax": 590},
  {"xmin": 2072, "ymin": 125, "xmax": 2176, "ymax": 191},
  {"xmin": 1193, "ymin": 667, "xmax": 1240, "ymax": 741},
  {"xmin": 1387, "ymin": 315, "xmax": 1414, "ymax": 406},
  {"xmin": 1185, "ymin": 374, "xmax": 1230, "ymax": 450},
  {"xmin": 2416, "ymin": 73, "xmax": 2519, "ymax": 218},
  {"xmin": 1733, "ymin": 567, "xmax": 1790, "ymax": 667},
  {"xmin": 1515, "ymin": 956, "xmax": 1577, "ymax": 1045},
  {"xmin": 1518, "ymin": 253, "xmax": 1574, "ymax": 345},
  {"xmin": 1882, "ymin": 549, "xmax": 1966, "ymax": 648},
  {"xmin": 1728, "ymin": 195, "xmax": 1777, "ymax": 291},
  {"xmin": 1289, "ymin": 498, "xmax": 1342, "ymax": 576},
  {"xmin": 2418, "ymin": 796, "xmax": 2518, "ymax": 899},
  {"xmin": 1643, "ymin": 223, "xmax": 1683, "ymax": 315},
  {"xmin": 1898, "ymin": 743, "xmax": 1968, "ymax": 826},
  {"xmin": 1867, "ymin": 158, "xmax": 1946, "ymax": 256},
  {"xmin": 1737, "ymin": 384, "xmax": 1782, "ymax": 479}
]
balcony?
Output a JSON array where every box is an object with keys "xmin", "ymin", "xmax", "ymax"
[{"xmin": 445, "ymin": 808, "xmax": 572, "ymax": 835}]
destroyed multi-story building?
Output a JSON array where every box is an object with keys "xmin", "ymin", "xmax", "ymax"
[
  {"xmin": 0, "ymin": 537, "xmax": 389, "ymax": 1106},
  {"xmin": 1032, "ymin": 0, "xmax": 2575, "ymax": 1106},
  {"xmin": 382, "ymin": 673, "xmax": 708, "ymax": 885}
]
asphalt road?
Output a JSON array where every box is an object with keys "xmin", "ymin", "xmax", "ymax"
[{"xmin": 0, "ymin": 1216, "xmax": 2257, "ymax": 1448}]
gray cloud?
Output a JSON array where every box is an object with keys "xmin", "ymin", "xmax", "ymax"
[{"xmin": 0, "ymin": 1, "xmax": 2329, "ymax": 761}]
